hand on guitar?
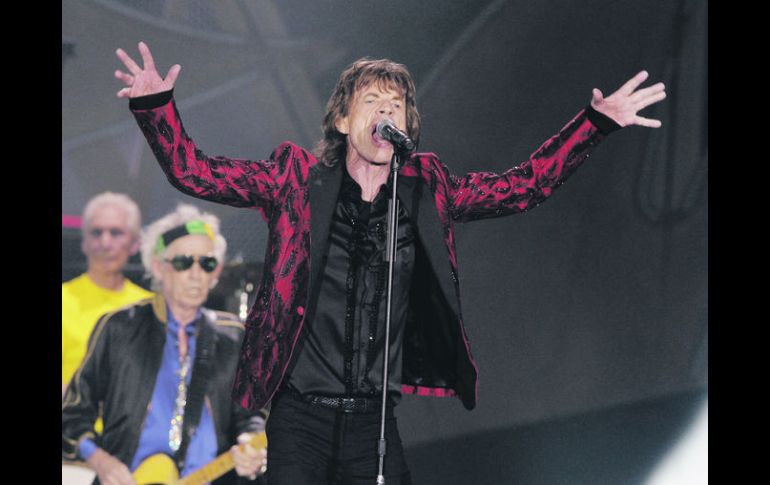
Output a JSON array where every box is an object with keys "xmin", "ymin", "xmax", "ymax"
[
  {"xmin": 232, "ymin": 433, "xmax": 267, "ymax": 480},
  {"xmin": 86, "ymin": 448, "xmax": 137, "ymax": 485}
]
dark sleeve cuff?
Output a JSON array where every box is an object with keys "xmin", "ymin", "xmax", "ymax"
[
  {"xmin": 585, "ymin": 105, "xmax": 622, "ymax": 135},
  {"xmin": 129, "ymin": 89, "xmax": 174, "ymax": 111}
]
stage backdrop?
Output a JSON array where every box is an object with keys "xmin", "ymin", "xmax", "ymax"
[{"xmin": 63, "ymin": 0, "xmax": 706, "ymax": 482}]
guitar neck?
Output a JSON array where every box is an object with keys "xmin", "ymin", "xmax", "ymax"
[{"xmin": 178, "ymin": 452, "xmax": 234, "ymax": 485}]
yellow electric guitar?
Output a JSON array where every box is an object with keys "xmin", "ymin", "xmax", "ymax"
[{"xmin": 132, "ymin": 432, "xmax": 267, "ymax": 485}]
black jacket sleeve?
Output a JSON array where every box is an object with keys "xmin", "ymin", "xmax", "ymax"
[{"xmin": 62, "ymin": 312, "xmax": 113, "ymax": 459}]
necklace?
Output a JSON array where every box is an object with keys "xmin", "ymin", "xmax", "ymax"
[{"xmin": 169, "ymin": 352, "xmax": 191, "ymax": 452}]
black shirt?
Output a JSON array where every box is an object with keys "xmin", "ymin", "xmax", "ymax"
[{"xmin": 287, "ymin": 165, "xmax": 416, "ymax": 400}]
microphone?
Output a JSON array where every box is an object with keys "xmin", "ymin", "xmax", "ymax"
[{"xmin": 376, "ymin": 119, "xmax": 416, "ymax": 152}]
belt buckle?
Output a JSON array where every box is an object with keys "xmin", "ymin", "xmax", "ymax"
[{"xmin": 341, "ymin": 397, "xmax": 359, "ymax": 413}]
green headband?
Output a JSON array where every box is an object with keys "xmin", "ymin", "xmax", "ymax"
[{"xmin": 155, "ymin": 220, "xmax": 215, "ymax": 254}]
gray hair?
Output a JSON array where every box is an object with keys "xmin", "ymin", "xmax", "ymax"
[
  {"xmin": 140, "ymin": 204, "xmax": 227, "ymax": 287},
  {"xmin": 82, "ymin": 192, "xmax": 142, "ymax": 239}
]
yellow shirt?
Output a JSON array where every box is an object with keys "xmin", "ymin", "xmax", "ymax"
[{"xmin": 62, "ymin": 273, "xmax": 153, "ymax": 385}]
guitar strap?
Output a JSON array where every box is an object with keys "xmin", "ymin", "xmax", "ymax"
[{"xmin": 173, "ymin": 312, "xmax": 217, "ymax": 473}]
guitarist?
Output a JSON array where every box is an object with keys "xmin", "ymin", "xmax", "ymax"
[{"xmin": 62, "ymin": 204, "xmax": 268, "ymax": 485}]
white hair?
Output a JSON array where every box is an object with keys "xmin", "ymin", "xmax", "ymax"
[
  {"xmin": 82, "ymin": 192, "xmax": 142, "ymax": 239},
  {"xmin": 140, "ymin": 204, "xmax": 227, "ymax": 285}
]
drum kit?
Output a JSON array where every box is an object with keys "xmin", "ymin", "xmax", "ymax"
[{"xmin": 207, "ymin": 260, "xmax": 264, "ymax": 321}]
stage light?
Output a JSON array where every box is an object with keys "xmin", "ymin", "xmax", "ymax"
[{"xmin": 644, "ymin": 398, "xmax": 708, "ymax": 485}]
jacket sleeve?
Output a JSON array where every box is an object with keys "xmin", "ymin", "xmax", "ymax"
[
  {"xmin": 444, "ymin": 106, "xmax": 619, "ymax": 223},
  {"xmin": 130, "ymin": 90, "xmax": 296, "ymax": 219},
  {"xmin": 61, "ymin": 312, "xmax": 113, "ymax": 460}
]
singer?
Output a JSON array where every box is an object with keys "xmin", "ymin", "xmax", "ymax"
[{"xmin": 115, "ymin": 42, "xmax": 665, "ymax": 485}]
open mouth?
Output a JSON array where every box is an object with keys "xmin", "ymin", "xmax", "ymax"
[{"xmin": 371, "ymin": 123, "xmax": 389, "ymax": 147}]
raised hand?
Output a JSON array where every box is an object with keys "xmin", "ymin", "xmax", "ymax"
[
  {"xmin": 114, "ymin": 41, "xmax": 181, "ymax": 99},
  {"xmin": 590, "ymin": 71, "xmax": 666, "ymax": 128}
]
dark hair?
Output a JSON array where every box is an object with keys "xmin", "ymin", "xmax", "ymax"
[{"xmin": 313, "ymin": 57, "xmax": 421, "ymax": 167}]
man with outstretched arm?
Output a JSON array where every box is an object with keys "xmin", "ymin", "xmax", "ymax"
[{"xmin": 114, "ymin": 41, "xmax": 665, "ymax": 485}]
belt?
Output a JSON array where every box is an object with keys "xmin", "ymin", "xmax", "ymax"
[
  {"xmin": 304, "ymin": 395, "xmax": 382, "ymax": 413},
  {"xmin": 283, "ymin": 388, "xmax": 384, "ymax": 414}
]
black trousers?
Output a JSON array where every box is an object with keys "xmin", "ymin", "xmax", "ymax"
[{"xmin": 264, "ymin": 390, "xmax": 412, "ymax": 485}]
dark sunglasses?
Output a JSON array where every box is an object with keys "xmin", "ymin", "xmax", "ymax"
[{"xmin": 164, "ymin": 255, "xmax": 219, "ymax": 273}]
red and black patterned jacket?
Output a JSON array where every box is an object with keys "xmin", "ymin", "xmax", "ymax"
[{"xmin": 131, "ymin": 90, "xmax": 614, "ymax": 412}]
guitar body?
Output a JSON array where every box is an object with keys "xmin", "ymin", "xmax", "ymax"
[{"xmin": 133, "ymin": 453, "xmax": 180, "ymax": 485}]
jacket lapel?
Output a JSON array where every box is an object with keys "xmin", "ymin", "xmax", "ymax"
[
  {"xmin": 132, "ymin": 296, "xmax": 171, "ymax": 442},
  {"xmin": 306, "ymin": 162, "xmax": 343, "ymax": 319},
  {"xmin": 143, "ymin": 294, "xmax": 170, "ymax": 389},
  {"xmin": 398, "ymin": 169, "xmax": 461, "ymax": 318}
]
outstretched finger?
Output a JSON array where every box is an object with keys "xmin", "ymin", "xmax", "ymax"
[
  {"xmin": 635, "ymin": 90, "xmax": 666, "ymax": 111},
  {"xmin": 116, "ymin": 48, "xmax": 142, "ymax": 75},
  {"xmin": 629, "ymin": 82, "xmax": 665, "ymax": 103},
  {"xmin": 138, "ymin": 41, "xmax": 156, "ymax": 72},
  {"xmin": 618, "ymin": 70, "xmax": 649, "ymax": 96},
  {"xmin": 117, "ymin": 87, "xmax": 132, "ymax": 98},
  {"xmin": 165, "ymin": 64, "xmax": 182, "ymax": 87},
  {"xmin": 114, "ymin": 70, "xmax": 134, "ymax": 86},
  {"xmin": 633, "ymin": 115, "xmax": 662, "ymax": 128}
]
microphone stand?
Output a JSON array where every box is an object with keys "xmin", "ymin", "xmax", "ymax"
[{"xmin": 376, "ymin": 146, "xmax": 409, "ymax": 484}]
